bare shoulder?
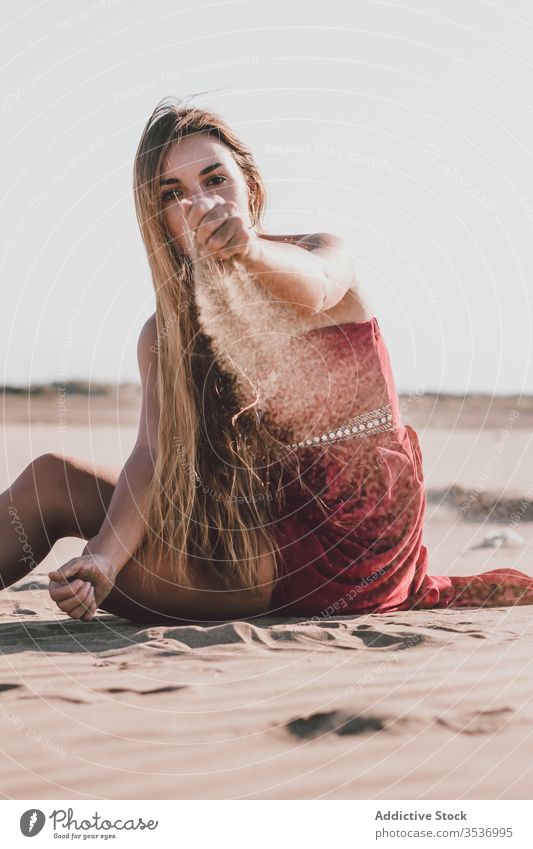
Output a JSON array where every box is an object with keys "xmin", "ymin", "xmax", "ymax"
[
  {"xmin": 296, "ymin": 231, "xmax": 346, "ymax": 250},
  {"xmin": 137, "ymin": 313, "xmax": 158, "ymax": 374},
  {"xmin": 258, "ymin": 231, "xmax": 344, "ymax": 251},
  {"xmin": 135, "ymin": 313, "xmax": 160, "ymax": 452}
]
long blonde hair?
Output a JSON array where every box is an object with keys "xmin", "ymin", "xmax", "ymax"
[{"xmin": 132, "ymin": 95, "xmax": 290, "ymax": 598}]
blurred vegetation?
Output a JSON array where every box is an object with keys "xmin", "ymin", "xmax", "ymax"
[{"xmin": 0, "ymin": 382, "xmax": 139, "ymax": 396}]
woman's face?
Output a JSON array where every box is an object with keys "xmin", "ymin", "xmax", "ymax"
[{"xmin": 159, "ymin": 133, "xmax": 252, "ymax": 254}]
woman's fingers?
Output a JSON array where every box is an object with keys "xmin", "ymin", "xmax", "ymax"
[
  {"xmin": 198, "ymin": 206, "xmax": 241, "ymax": 254},
  {"xmin": 57, "ymin": 590, "xmax": 91, "ymax": 615},
  {"xmin": 184, "ymin": 195, "xmax": 223, "ymax": 231},
  {"xmin": 187, "ymin": 196, "xmax": 232, "ymax": 253},
  {"xmin": 56, "ymin": 582, "xmax": 93, "ymax": 615},
  {"xmin": 46, "ymin": 552, "xmax": 115, "ymax": 622},
  {"xmin": 197, "ymin": 209, "xmax": 233, "ymax": 248},
  {"xmin": 78, "ymin": 595, "xmax": 97, "ymax": 621},
  {"xmin": 80, "ymin": 598, "xmax": 97, "ymax": 622},
  {"xmin": 49, "ymin": 578, "xmax": 84, "ymax": 602},
  {"xmin": 68, "ymin": 595, "xmax": 95, "ymax": 620},
  {"xmin": 48, "ymin": 562, "xmax": 81, "ymax": 582},
  {"xmin": 47, "ymin": 556, "xmax": 105, "ymax": 622}
]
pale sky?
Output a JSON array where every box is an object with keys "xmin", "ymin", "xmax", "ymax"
[{"xmin": 1, "ymin": 0, "xmax": 532, "ymax": 394}]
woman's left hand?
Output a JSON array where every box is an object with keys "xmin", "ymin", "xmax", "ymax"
[
  {"xmin": 47, "ymin": 552, "xmax": 118, "ymax": 621},
  {"xmin": 181, "ymin": 195, "xmax": 261, "ymax": 264}
]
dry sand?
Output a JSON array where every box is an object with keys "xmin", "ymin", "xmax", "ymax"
[{"xmin": 1, "ymin": 390, "xmax": 533, "ymax": 799}]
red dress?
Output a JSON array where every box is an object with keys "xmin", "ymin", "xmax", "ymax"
[{"xmin": 264, "ymin": 316, "xmax": 533, "ymax": 616}]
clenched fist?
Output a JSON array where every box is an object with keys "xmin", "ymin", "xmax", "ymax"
[
  {"xmin": 181, "ymin": 194, "xmax": 261, "ymax": 264},
  {"xmin": 48, "ymin": 552, "xmax": 118, "ymax": 622}
]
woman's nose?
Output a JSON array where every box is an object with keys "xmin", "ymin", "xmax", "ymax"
[
  {"xmin": 184, "ymin": 189, "xmax": 218, "ymax": 207},
  {"xmin": 189, "ymin": 185, "xmax": 209, "ymax": 200}
]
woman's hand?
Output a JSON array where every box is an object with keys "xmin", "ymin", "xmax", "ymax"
[
  {"xmin": 47, "ymin": 552, "xmax": 118, "ymax": 622},
  {"xmin": 181, "ymin": 195, "xmax": 261, "ymax": 264}
]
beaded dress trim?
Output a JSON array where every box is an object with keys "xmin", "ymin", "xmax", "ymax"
[{"xmin": 285, "ymin": 403, "xmax": 396, "ymax": 451}]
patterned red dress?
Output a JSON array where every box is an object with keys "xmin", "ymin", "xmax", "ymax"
[{"xmin": 264, "ymin": 316, "xmax": 533, "ymax": 616}]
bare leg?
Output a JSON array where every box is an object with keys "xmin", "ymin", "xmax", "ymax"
[
  {"xmin": 1, "ymin": 452, "xmax": 275, "ymax": 621},
  {"xmin": 0, "ymin": 453, "xmax": 117, "ymax": 590}
]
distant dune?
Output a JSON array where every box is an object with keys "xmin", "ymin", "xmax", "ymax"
[
  {"xmin": 1, "ymin": 381, "xmax": 138, "ymax": 397},
  {"xmin": 1, "ymin": 384, "xmax": 532, "ymax": 429}
]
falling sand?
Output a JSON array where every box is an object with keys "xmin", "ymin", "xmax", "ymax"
[
  {"xmin": 192, "ymin": 255, "xmax": 313, "ymax": 432},
  {"xmin": 191, "ymin": 255, "xmax": 382, "ymax": 449}
]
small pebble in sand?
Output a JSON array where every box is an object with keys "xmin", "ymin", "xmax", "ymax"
[{"xmin": 478, "ymin": 529, "xmax": 525, "ymax": 548}]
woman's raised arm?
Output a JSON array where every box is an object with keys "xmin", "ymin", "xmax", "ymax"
[
  {"xmin": 182, "ymin": 197, "xmax": 355, "ymax": 317},
  {"xmin": 243, "ymin": 231, "xmax": 356, "ymax": 314}
]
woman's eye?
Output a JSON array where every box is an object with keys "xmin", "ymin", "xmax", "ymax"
[
  {"xmin": 162, "ymin": 188, "xmax": 182, "ymax": 202},
  {"xmin": 207, "ymin": 175, "xmax": 226, "ymax": 188}
]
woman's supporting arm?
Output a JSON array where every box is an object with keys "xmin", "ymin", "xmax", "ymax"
[
  {"xmin": 47, "ymin": 314, "xmax": 162, "ymax": 619},
  {"xmin": 82, "ymin": 313, "xmax": 160, "ymax": 575},
  {"xmin": 47, "ymin": 445, "xmax": 157, "ymax": 621},
  {"xmin": 81, "ymin": 446, "xmax": 155, "ymax": 574}
]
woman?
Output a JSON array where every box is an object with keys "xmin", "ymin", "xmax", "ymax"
[{"xmin": 2, "ymin": 96, "xmax": 533, "ymax": 623}]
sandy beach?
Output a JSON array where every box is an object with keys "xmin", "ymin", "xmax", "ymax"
[{"xmin": 1, "ymin": 389, "xmax": 533, "ymax": 799}]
